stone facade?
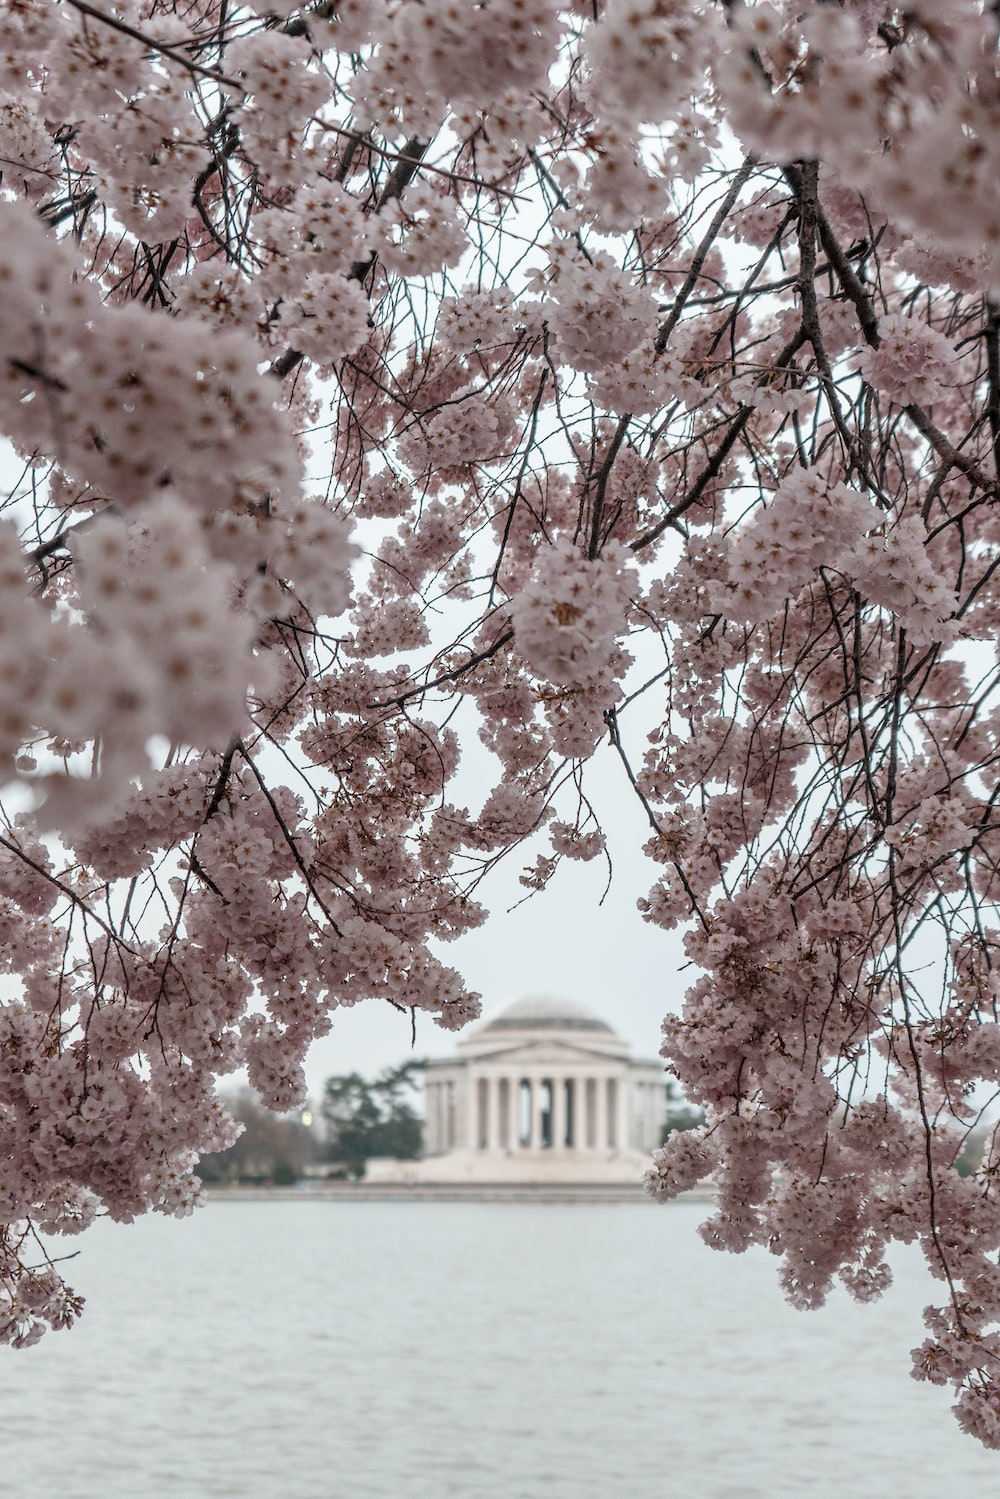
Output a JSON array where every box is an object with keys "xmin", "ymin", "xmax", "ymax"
[{"xmin": 414, "ymin": 995, "xmax": 668, "ymax": 1184}]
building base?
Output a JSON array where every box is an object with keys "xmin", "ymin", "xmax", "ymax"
[{"xmin": 365, "ymin": 1147, "xmax": 657, "ymax": 1186}]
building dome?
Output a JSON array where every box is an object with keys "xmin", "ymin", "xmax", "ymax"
[{"xmin": 477, "ymin": 995, "xmax": 616, "ymax": 1035}]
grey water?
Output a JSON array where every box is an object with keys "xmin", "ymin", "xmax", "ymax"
[{"xmin": 2, "ymin": 1199, "xmax": 998, "ymax": 1499}]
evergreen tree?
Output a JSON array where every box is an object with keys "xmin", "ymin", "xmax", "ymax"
[{"xmin": 321, "ymin": 1062, "xmax": 424, "ymax": 1175}]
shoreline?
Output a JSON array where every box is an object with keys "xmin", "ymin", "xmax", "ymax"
[{"xmin": 204, "ymin": 1181, "xmax": 717, "ymax": 1205}]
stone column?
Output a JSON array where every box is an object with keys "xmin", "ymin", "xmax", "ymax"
[
  {"xmin": 614, "ymin": 1075, "xmax": 627, "ymax": 1152},
  {"xmin": 519, "ymin": 1078, "xmax": 531, "ymax": 1148},
  {"xmin": 498, "ymin": 1077, "xmax": 509, "ymax": 1149},
  {"xmin": 426, "ymin": 1082, "xmax": 437, "ymax": 1154},
  {"xmin": 532, "ymin": 1075, "xmax": 546, "ymax": 1149},
  {"xmin": 466, "ymin": 1073, "xmax": 479, "ymax": 1149},
  {"xmin": 487, "ymin": 1076, "xmax": 500, "ymax": 1151},
  {"xmin": 551, "ymin": 1075, "xmax": 565, "ymax": 1150},
  {"xmin": 595, "ymin": 1074, "xmax": 608, "ymax": 1150}
]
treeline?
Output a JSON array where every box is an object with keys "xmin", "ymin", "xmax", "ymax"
[
  {"xmin": 661, "ymin": 1087, "xmax": 705, "ymax": 1145},
  {"xmin": 196, "ymin": 1061, "xmax": 424, "ymax": 1185}
]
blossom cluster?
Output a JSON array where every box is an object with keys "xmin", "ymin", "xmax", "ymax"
[
  {"xmin": 718, "ymin": 470, "xmax": 958, "ymax": 648},
  {"xmin": 858, "ymin": 314, "xmax": 957, "ymax": 409},
  {"xmin": 542, "ymin": 251, "xmax": 659, "ymax": 375},
  {"xmin": 511, "ymin": 540, "xmax": 636, "ymax": 688},
  {"xmin": 718, "ymin": 469, "xmax": 877, "ymax": 622},
  {"xmin": 356, "ymin": 0, "xmax": 562, "ymax": 129},
  {"xmin": 583, "ymin": 0, "xmax": 713, "ymax": 131}
]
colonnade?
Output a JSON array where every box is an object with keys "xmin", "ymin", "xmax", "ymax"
[{"xmin": 424, "ymin": 1073, "xmax": 630, "ymax": 1153}]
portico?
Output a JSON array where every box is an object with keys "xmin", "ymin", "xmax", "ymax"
[{"xmin": 419, "ymin": 995, "xmax": 668, "ymax": 1183}]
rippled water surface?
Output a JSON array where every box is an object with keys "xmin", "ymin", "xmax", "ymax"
[{"xmin": 4, "ymin": 1199, "xmax": 999, "ymax": 1498}]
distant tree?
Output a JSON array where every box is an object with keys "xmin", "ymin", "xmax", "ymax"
[
  {"xmin": 955, "ymin": 1127, "xmax": 992, "ymax": 1181},
  {"xmin": 661, "ymin": 1083, "xmax": 706, "ymax": 1146},
  {"xmin": 321, "ymin": 1061, "xmax": 424, "ymax": 1176},
  {"xmin": 196, "ymin": 1091, "xmax": 315, "ymax": 1185}
]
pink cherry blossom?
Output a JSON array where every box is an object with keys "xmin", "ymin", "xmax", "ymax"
[{"xmin": 5, "ymin": 0, "xmax": 1000, "ymax": 1450}]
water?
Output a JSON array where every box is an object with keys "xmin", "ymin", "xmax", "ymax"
[{"xmin": 3, "ymin": 1199, "xmax": 998, "ymax": 1498}]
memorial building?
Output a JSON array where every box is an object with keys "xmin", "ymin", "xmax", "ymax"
[{"xmin": 415, "ymin": 994, "xmax": 668, "ymax": 1184}]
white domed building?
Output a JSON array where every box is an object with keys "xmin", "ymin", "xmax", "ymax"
[{"xmin": 416, "ymin": 995, "xmax": 668, "ymax": 1184}]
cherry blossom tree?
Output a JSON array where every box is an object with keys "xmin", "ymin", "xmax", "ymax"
[{"xmin": 5, "ymin": 0, "xmax": 1000, "ymax": 1445}]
